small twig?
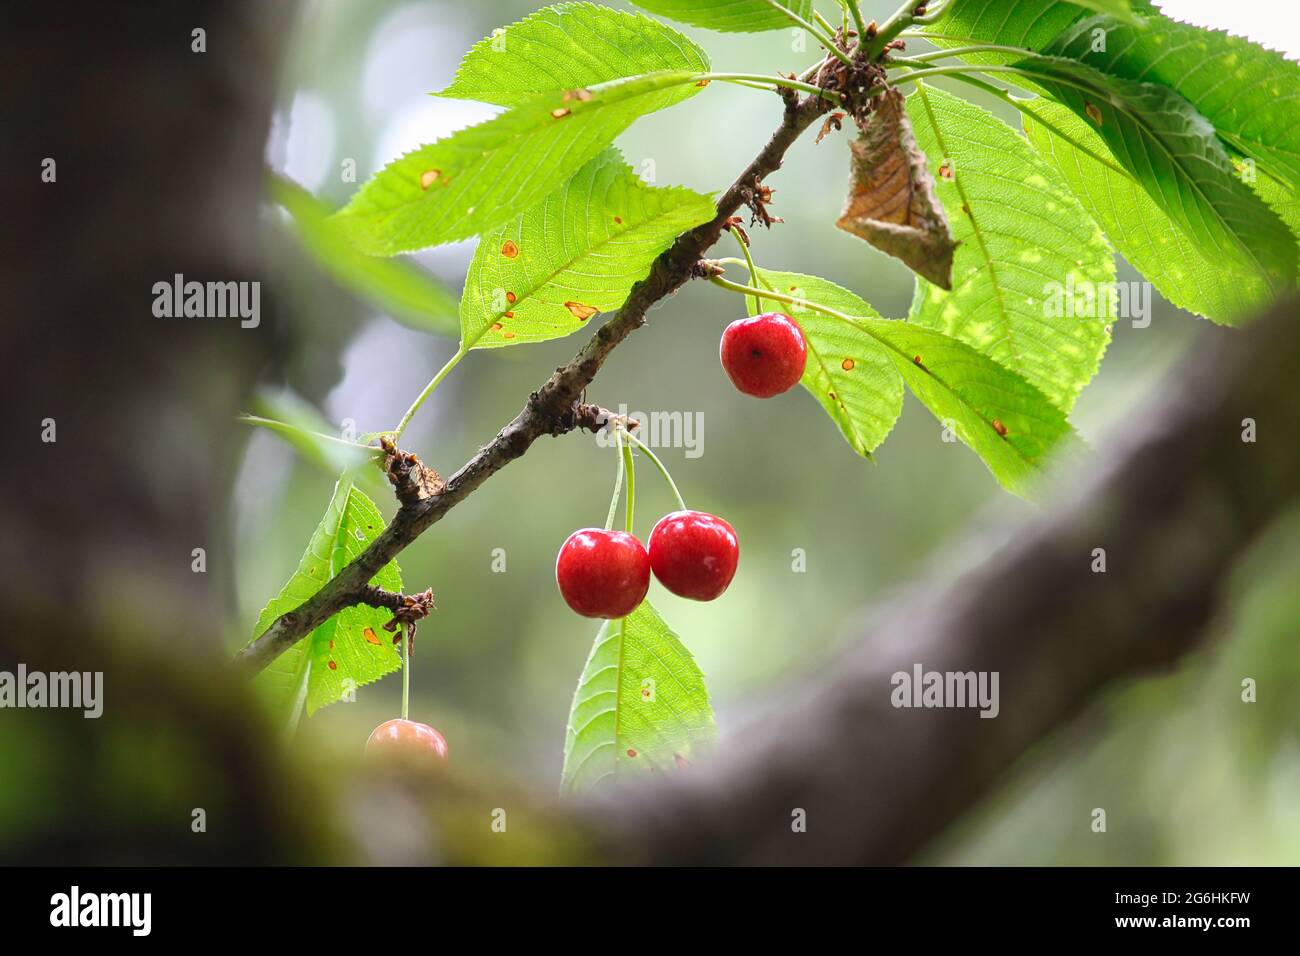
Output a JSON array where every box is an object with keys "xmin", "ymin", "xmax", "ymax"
[
  {"xmin": 358, "ymin": 585, "xmax": 436, "ymax": 656},
  {"xmin": 380, "ymin": 436, "xmax": 446, "ymax": 508}
]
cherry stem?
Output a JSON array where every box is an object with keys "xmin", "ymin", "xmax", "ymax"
[
  {"xmin": 837, "ymin": 0, "xmax": 869, "ymax": 40},
  {"xmin": 887, "ymin": 43, "xmax": 1032, "ymax": 64},
  {"xmin": 729, "ymin": 227, "xmax": 762, "ymax": 314},
  {"xmin": 400, "ymin": 623, "xmax": 410, "ymax": 722},
  {"xmin": 812, "ymin": 9, "xmax": 838, "ymax": 38},
  {"xmin": 703, "ymin": 73, "xmax": 844, "ymax": 104},
  {"xmin": 863, "ymin": 0, "xmax": 943, "ymax": 60},
  {"xmin": 392, "ymin": 346, "xmax": 467, "ymax": 441},
  {"xmin": 709, "ymin": 274, "xmax": 859, "ymax": 327},
  {"xmin": 621, "ymin": 429, "xmax": 637, "ymax": 535},
  {"xmin": 759, "ymin": 0, "xmax": 853, "ymax": 67},
  {"xmin": 604, "ymin": 428, "xmax": 627, "ymax": 531},
  {"xmin": 625, "ymin": 431, "xmax": 688, "ymax": 512}
]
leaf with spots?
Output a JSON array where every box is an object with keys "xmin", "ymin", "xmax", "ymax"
[
  {"xmin": 629, "ymin": 0, "xmax": 818, "ymax": 34},
  {"xmin": 738, "ymin": 269, "xmax": 1076, "ymax": 497},
  {"xmin": 249, "ymin": 480, "xmax": 403, "ymax": 721},
  {"xmin": 438, "ymin": 3, "xmax": 709, "ymax": 108},
  {"xmin": 1047, "ymin": 11, "xmax": 1300, "ymax": 192},
  {"xmin": 906, "ymin": 83, "xmax": 1114, "ymax": 413},
  {"xmin": 1022, "ymin": 99, "xmax": 1273, "ymax": 324},
  {"xmin": 1007, "ymin": 54, "xmax": 1296, "ymax": 296},
  {"xmin": 746, "ymin": 268, "xmax": 903, "ymax": 459},
  {"xmin": 460, "ymin": 148, "xmax": 714, "ymax": 349},
  {"xmin": 864, "ymin": 319, "xmax": 1079, "ymax": 497},
  {"xmin": 561, "ymin": 600, "xmax": 714, "ymax": 795},
  {"xmin": 332, "ymin": 70, "xmax": 707, "ymax": 255}
]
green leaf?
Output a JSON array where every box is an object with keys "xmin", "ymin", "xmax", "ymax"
[
  {"xmin": 864, "ymin": 319, "xmax": 1078, "ymax": 497},
  {"xmin": 928, "ymin": 0, "xmax": 1134, "ymax": 54},
  {"xmin": 460, "ymin": 149, "xmax": 714, "ymax": 350},
  {"xmin": 1254, "ymin": 168, "xmax": 1300, "ymax": 244},
  {"xmin": 438, "ymin": 2, "xmax": 709, "ymax": 108},
  {"xmin": 737, "ymin": 270, "xmax": 1075, "ymax": 496},
  {"xmin": 1022, "ymin": 99, "xmax": 1271, "ymax": 324},
  {"xmin": 1011, "ymin": 54, "xmax": 1296, "ymax": 293},
  {"xmin": 630, "ymin": 0, "xmax": 817, "ymax": 33},
  {"xmin": 906, "ymin": 83, "xmax": 1114, "ymax": 412},
  {"xmin": 561, "ymin": 600, "xmax": 714, "ymax": 795},
  {"xmin": 333, "ymin": 70, "xmax": 706, "ymax": 255},
  {"xmin": 240, "ymin": 391, "xmax": 381, "ymax": 476},
  {"xmin": 1062, "ymin": 0, "xmax": 1137, "ymax": 20},
  {"xmin": 747, "ymin": 269, "xmax": 903, "ymax": 457},
  {"xmin": 251, "ymin": 481, "xmax": 403, "ymax": 720},
  {"xmin": 1047, "ymin": 12, "xmax": 1300, "ymax": 191},
  {"xmin": 270, "ymin": 175, "xmax": 458, "ymax": 337}
]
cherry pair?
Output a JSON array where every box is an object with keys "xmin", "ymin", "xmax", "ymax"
[{"xmin": 556, "ymin": 510, "xmax": 739, "ymax": 619}]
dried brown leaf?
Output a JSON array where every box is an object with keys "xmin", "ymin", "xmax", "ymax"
[{"xmin": 836, "ymin": 89, "xmax": 957, "ymax": 290}]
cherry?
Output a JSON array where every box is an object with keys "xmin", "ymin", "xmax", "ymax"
[
  {"xmin": 365, "ymin": 718, "xmax": 448, "ymax": 761},
  {"xmin": 648, "ymin": 510, "xmax": 739, "ymax": 601},
  {"xmin": 719, "ymin": 311, "xmax": 807, "ymax": 398},
  {"xmin": 555, "ymin": 528, "xmax": 650, "ymax": 618}
]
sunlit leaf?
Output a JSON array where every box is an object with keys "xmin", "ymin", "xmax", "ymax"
[
  {"xmin": 927, "ymin": 0, "xmax": 1135, "ymax": 60},
  {"xmin": 906, "ymin": 83, "xmax": 1114, "ymax": 412},
  {"xmin": 333, "ymin": 71, "xmax": 707, "ymax": 255},
  {"xmin": 747, "ymin": 268, "xmax": 903, "ymax": 458},
  {"xmin": 438, "ymin": 2, "xmax": 709, "ymax": 108},
  {"xmin": 630, "ymin": 0, "xmax": 818, "ymax": 34},
  {"xmin": 740, "ymin": 268, "xmax": 1076, "ymax": 497},
  {"xmin": 1011, "ymin": 54, "xmax": 1296, "ymax": 295},
  {"xmin": 865, "ymin": 319, "xmax": 1078, "ymax": 497},
  {"xmin": 1048, "ymin": 11, "xmax": 1300, "ymax": 191},
  {"xmin": 461, "ymin": 149, "xmax": 714, "ymax": 349},
  {"xmin": 1022, "ymin": 99, "xmax": 1271, "ymax": 324}
]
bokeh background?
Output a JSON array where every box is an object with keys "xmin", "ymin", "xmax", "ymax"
[{"xmin": 241, "ymin": 0, "xmax": 1299, "ymax": 863}]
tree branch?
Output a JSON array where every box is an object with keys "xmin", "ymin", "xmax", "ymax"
[{"xmin": 234, "ymin": 88, "xmax": 834, "ymax": 673}]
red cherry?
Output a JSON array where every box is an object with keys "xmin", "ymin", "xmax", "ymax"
[
  {"xmin": 555, "ymin": 529, "xmax": 650, "ymax": 618},
  {"xmin": 365, "ymin": 718, "xmax": 448, "ymax": 761},
  {"xmin": 720, "ymin": 312, "xmax": 807, "ymax": 398},
  {"xmin": 648, "ymin": 510, "xmax": 739, "ymax": 601}
]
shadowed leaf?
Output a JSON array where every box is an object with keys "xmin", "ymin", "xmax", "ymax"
[
  {"xmin": 250, "ymin": 482, "xmax": 403, "ymax": 720},
  {"xmin": 561, "ymin": 600, "xmax": 714, "ymax": 795}
]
